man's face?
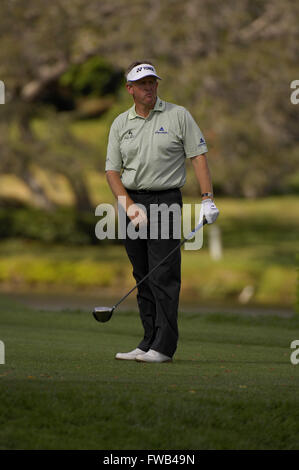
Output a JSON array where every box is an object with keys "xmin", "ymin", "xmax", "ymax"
[{"xmin": 126, "ymin": 76, "xmax": 158, "ymax": 108}]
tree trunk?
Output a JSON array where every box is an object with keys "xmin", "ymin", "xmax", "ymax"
[
  {"xmin": 21, "ymin": 169, "xmax": 54, "ymax": 210},
  {"xmin": 65, "ymin": 173, "xmax": 93, "ymax": 213}
]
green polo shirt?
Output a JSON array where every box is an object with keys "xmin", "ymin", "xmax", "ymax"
[{"xmin": 105, "ymin": 97, "xmax": 208, "ymax": 190}]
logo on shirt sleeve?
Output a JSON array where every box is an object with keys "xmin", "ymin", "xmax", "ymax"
[{"xmin": 198, "ymin": 137, "xmax": 206, "ymax": 146}]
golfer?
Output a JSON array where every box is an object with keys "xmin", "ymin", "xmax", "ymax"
[{"xmin": 105, "ymin": 61, "xmax": 219, "ymax": 363}]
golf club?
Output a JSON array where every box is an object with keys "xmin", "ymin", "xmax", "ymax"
[{"xmin": 92, "ymin": 217, "xmax": 207, "ymax": 322}]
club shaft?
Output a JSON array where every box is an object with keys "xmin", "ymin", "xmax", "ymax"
[{"xmin": 113, "ymin": 219, "xmax": 207, "ymax": 310}]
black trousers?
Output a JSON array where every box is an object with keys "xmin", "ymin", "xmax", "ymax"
[{"xmin": 122, "ymin": 188, "xmax": 182, "ymax": 358}]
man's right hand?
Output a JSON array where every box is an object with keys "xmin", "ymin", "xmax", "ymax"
[
  {"xmin": 127, "ymin": 203, "xmax": 148, "ymax": 227},
  {"xmin": 105, "ymin": 171, "xmax": 148, "ymax": 227}
]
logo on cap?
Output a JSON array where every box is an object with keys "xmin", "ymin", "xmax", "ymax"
[
  {"xmin": 127, "ymin": 63, "xmax": 161, "ymax": 82},
  {"xmin": 136, "ymin": 66, "xmax": 154, "ymax": 73}
]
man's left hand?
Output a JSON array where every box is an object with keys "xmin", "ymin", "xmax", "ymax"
[{"xmin": 200, "ymin": 198, "xmax": 219, "ymax": 224}]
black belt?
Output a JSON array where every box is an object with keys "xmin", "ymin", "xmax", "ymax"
[{"xmin": 126, "ymin": 188, "xmax": 180, "ymax": 194}]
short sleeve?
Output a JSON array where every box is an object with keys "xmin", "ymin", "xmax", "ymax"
[
  {"xmin": 180, "ymin": 108, "xmax": 208, "ymax": 158},
  {"xmin": 105, "ymin": 120, "xmax": 122, "ymax": 172}
]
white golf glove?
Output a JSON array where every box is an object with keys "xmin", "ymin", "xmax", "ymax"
[{"xmin": 200, "ymin": 198, "xmax": 219, "ymax": 224}]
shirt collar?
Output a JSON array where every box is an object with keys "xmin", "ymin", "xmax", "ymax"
[{"xmin": 128, "ymin": 97, "xmax": 165, "ymax": 120}]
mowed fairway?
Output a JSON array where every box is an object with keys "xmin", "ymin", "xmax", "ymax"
[{"xmin": 0, "ymin": 295, "xmax": 299, "ymax": 450}]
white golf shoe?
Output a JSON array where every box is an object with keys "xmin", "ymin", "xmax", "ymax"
[
  {"xmin": 135, "ymin": 349, "xmax": 172, "ymax": 363},
  {"xmin": 115, "ymin": 348, "xmax": 146, "ymax": 361}
]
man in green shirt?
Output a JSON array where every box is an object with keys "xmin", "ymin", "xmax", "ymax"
[{"xmin": 105, "ymin": 61, "xmax": 219, "ymax": 363}]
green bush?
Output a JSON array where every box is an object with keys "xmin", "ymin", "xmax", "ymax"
[
  {"xmin": 0, "ymin": 207, "xmax": 100, "ymax": 245},
  {"xmin": 0, "ymin": 257, "xmax": 117, "ymax": 287},
  {"xmin": 60, "ymin": 57, "xmax": 124, "ymax": 98}
]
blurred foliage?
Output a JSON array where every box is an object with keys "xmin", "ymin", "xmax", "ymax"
[
  {"xmin": 0, "ymin": 0, "xmax": 298, "ymax": 204},
  {"xmin": 0, "ymin": 206, "xmax": 99, "ymax": 244},
  {"xmin": 0, "ymin": 196, "xmax": 297, "ymax": 309},
  {"xmin": 60, "ymin": 56, "xmax": 124, "ymax": 98},
  {"xmin": 0, "ymin": 0, "xmax": 297, "ymax": 310}
]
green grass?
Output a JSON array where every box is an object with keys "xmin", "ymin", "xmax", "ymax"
[{"xmin": 0, "ymin": 296, "xmax": 299, "ymax": 450}]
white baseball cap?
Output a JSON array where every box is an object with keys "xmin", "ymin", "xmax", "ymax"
[{"xmin": 126, "ymin": 63, "xmax": 162, "ymax": 82}]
